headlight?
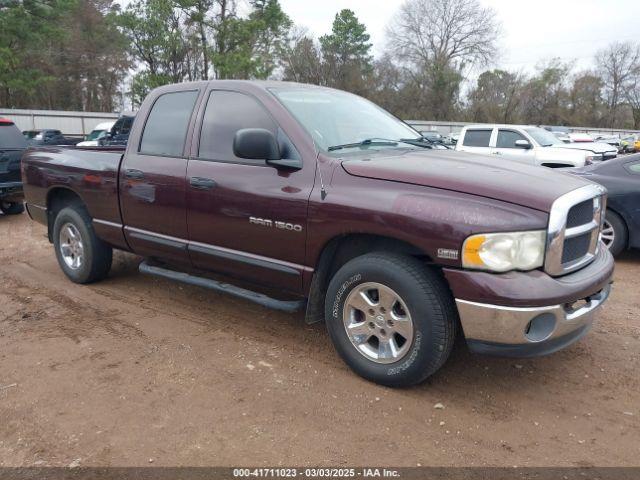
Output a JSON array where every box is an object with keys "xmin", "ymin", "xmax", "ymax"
[
  {"xmin": 462, "ymin": 230, "xmax": 546, "ymax": 272},
  {"xmin": 585, "ymin": 154, "xmax": 603, "ymax": 163}
]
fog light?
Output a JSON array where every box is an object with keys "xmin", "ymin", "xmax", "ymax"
[{"xmin": 524, "ymin": 313, "xmax": 556, "ymax": 342}]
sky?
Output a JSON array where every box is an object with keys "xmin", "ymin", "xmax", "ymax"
[{"xmin": 279, "ymin": 0, "xmax": 640, "ymax": 74}]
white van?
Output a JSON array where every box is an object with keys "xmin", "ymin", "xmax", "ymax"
[{"xmin": 455, "ymin": 125, "xmax": 605, "ymax": 168}]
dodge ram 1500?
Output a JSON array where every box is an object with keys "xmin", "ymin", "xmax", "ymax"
[{"xmin": 21, "ymin": 81, "xmax": 614, "ymax": 387}]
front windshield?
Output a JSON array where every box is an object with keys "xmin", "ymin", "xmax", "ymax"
[
  {"xmin": 271, "ymin": 88, "xmax": 420, "ymax": 152},
  {"xmin": 525, "ymin": 127, "xmax": 563, "ymax": 147}
]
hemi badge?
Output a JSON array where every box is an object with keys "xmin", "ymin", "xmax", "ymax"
[{"xmin": 437, "ymin": 248, "xmax": 459, "ymax": 260}]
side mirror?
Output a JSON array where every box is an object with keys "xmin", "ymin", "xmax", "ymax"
[
  {"xmin": 515, "ymin": 139, "xmax": 532, "ymax": 149},
  {"xmin": 233, "ymin": 128, "xmax": 280, "ymax": 161}
]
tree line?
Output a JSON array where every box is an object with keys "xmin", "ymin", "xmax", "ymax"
[{"xmin": 2, "ymin": 0, "xmax": 640, "ymax": 129}]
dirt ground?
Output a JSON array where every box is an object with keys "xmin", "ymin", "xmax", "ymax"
[{"xmin": 0, "ymin": 212, "xmax": 638, "ymax": 468}]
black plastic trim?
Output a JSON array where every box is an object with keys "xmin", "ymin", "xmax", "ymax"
[
  {"xmin": 188, "ymin": 243, "xmax": 300, "ymax": 276},
  {"xmin": 129, "ymin": 231, "xmax": 187, "ymax": 251},
  {"xmin": 466, "ymin": 322, "xmax": 593, "ymax": 358}
]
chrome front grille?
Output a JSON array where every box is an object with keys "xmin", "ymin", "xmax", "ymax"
[{"xmin": 544, "ymin": 184, "xmax": 607, "ymax": 276}]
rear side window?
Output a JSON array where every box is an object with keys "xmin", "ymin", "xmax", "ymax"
[
  {"xmin": 0, "ymin": 122, "xmax": 28, "ymax": 149},
  {"xmin": 496, "ymin": 129, "xmax": 526, "ymax": 148},
  {"xmin": 199, "ymin": 90, "xmax": 277, "ymax": 162},
  {"xmin": 140, "ymin": 90, "xmax": 198, "ymax": 157},
  {"xmin": 462, "ymin": 129, "xmax": 492, "ymax": 147}
]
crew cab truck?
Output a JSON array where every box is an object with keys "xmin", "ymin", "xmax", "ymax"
[
  {"xmin": 456, "ymin": 124, "xmax": 609, "ymax": 167},
  {"xmin": 22, "ymin": 81, "xmax": 614, "ymax": 387}
]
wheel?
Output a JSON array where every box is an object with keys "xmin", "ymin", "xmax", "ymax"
[
  {"xmin": 601, "ymin": 210, "xmax": 627, "ymax": 257},
  {"xmin": 324, "ymin": 252, "xmax": 457, "ymax": 387},
  {"xmin": 52, "ymin": 205, "xmax": 112, "ymax": 284},
  {"xmin": 0, "ymin": 201, "xmax": 24, "ymax": 215}
]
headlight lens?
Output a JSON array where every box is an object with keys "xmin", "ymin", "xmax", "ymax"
[
  {"xmin": 585, "ymin": 154, "xmax": 603, "ymax": 163},
  {"xmin": 462, "ymin": 231, "xmax": 546, "ymax": 272}
]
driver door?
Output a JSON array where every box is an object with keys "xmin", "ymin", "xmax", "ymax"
[
  {"xmin": 185, "ymin": 89, "xmax": 314, "ymax": 294},
  {"xmin": 491, "ymin": 129, "xmax": 536, "ymax": 164}
]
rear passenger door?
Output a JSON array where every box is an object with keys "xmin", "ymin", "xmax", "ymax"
[
  {"xmin": 457, "ymin": 128, "xmax": 494, "ymax": 156},
  {"xmin": 492, "ymin": 129, "xmax": 536, "ymax": 164},
  {"xmin": 185, "ymin": 89, "xmax": 313, "ymax": 294},
  {"xmin": 119, "ymin": 87, "xmax": 200, "ymax": 265}
]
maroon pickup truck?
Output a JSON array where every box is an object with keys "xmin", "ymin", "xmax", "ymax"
[{"xmin": 21, "ymin": 81, "xmax": 614, "ymax": 387}]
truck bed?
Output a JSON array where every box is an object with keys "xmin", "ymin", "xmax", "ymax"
[{"xmin": 22, "ymin": 146, "xmax": 124, "ymax": 228}]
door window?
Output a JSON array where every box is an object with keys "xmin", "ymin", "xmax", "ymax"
[
  {"xmin": 198, "ymin": 90, "xmax": 278, "ymax": 163},
  {"xmin": 462, "ymin": 129, "xmax": 492, "ymax": 147},
  {"xmin": 496, "ymin": 130, "xmax": 527, "ymax": 148},
  {"xmin": 139, "ymin": 90, "xmax": 198, "ymax": 157}
]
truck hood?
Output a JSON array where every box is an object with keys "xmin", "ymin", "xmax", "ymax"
[
  {"xmin": 555, "ymin": 142, "xmax": 617, "ymax": 154},
  {"xmin": 339, "ymin": 149, "xmax": 590, "ymax": 212}
]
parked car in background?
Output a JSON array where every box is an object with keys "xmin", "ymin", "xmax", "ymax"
[
  {"xmin": 99, "ymin": 114, "xmax": 135, "ymax": 147},
  {"xmin": 20, "ymin": 80, "xmax": 614, "ymax": 387},
  {"xmin": 620, "ymin": 135, "xmax": 638, "ymax": 153},
  {"xmin": 551, "ymin": 131, "xmax": 571, "ymax": 143},
  {"xmin": 23, "ymin": 129, "xmax": 80, "ymax": 146},
  {"xmin": 568, "ymin": 132, "xmax": 594, "ymax": 143},
  {"xmin": 456, "ymin": 125, "xmax": 600, "ymax": 167},
  {"xmin": 567, "ymin": 155, "xmax": 640, "ymax": 257},
  {"xmin": 445, "ymin": 133, "xmax": 459, "ymax": 145},
  {"xmin": 557, "ymin": 137, "xmax": 618, "ymax": 161},
  {"xmin": 417, "ymin": 131, "xmax": 450, "ymax": 149},
  {"xmin": 76, "ymin": 121, "xmax": 115, "ymax": 147},
  {"xmin": 595, "ymin": 135, "xmax": 622, "ymax": 151},
  {"xmin": 0, "ymin": 118, "xmax": 27, "ymax": 215}
]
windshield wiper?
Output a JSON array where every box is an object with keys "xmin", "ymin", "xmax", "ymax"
[
  {"xmin": 400, "ymin": 137, "xmax": 441, "ymax": 148},
  {"xmin": 327, "ymin": 138, "xmax": 399, "ymax": 152}
]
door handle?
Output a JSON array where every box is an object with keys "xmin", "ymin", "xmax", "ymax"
[
  {"xmin": 189, "ymin": 176, "xmax": 217, "ymax": 190},
  {"xmin": 492, "ymin": 151, "xmax": 502, "ymax": 155},
  {"xmin": 124, "ymin": 168, "xmax": 144, "ymax": 180}
]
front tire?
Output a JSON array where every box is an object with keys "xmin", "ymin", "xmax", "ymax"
[
  {"xmin": 52, "ymin": 205, "xmax": 112, "ymax": 284},
  {"xmin": 601, "ymin": 209, "xmax": 627, "ymax": 257},
  {"xmin": 0, "ymin": 201, "xmax": 24, "ymax": 215},
  {"xmin": 325, "ymin": 253, "xmax": 457, "ymax": 387}
]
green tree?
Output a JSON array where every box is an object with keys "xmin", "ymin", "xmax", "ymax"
[
  {"xmin": 0, "ymin": 0, "xmax": 128, "ymax": 111},
  {"xmin": 118, "ymin": 0, "xmax": 192, "ymax": 104},
  {"xmin": 211, "ymin": 0, "xmax": 291, "ymax": 79},
  {"xmin": 0, "ymin": 0, "xmax": 70, "ymax": 108},
  {"xmin": 319, "ymin": 9, "xmax": 372, "ymax": 92}
]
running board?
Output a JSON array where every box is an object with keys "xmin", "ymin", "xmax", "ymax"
[{"xmin": 139, "ymin": 261, "xmax": 306, "ymax": 313}]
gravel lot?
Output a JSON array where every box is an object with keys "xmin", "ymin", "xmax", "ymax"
[{"xmin": 1, "ymin": 212, "xmax": 639, "ymax": 467}]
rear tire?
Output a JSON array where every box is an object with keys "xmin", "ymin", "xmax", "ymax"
[
  {"xmin": 52, "ymin": 205, "xmax": 112, "ymax": 284},
  {"xmin": 0, "ymin": 201, "xmax": 24, "ymax": 215},
  {"xmin": 324, "ymin": 252, "xmax": 457, "ymax": 387},
  {"xmin": 602, "ymin": 209, "xmax": 627, "ymax": 257}
]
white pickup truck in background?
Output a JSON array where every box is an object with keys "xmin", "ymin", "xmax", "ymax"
[{"xmin": 455, "ymin": 125, "xmax": 616, "ymax": 167}]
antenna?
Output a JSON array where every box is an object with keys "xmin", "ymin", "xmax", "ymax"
[{"xmin": 316, "ymin": 154, "xmax": 328, "ymax": 200}]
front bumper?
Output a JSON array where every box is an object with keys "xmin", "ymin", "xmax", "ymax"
[
  {"xmin": 445, "ymin": 246, "xmax": 614, "ymax": 357},
  {"xmin": 457, "ymin": 284, "xmax": 610, "ymax": 357}
]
